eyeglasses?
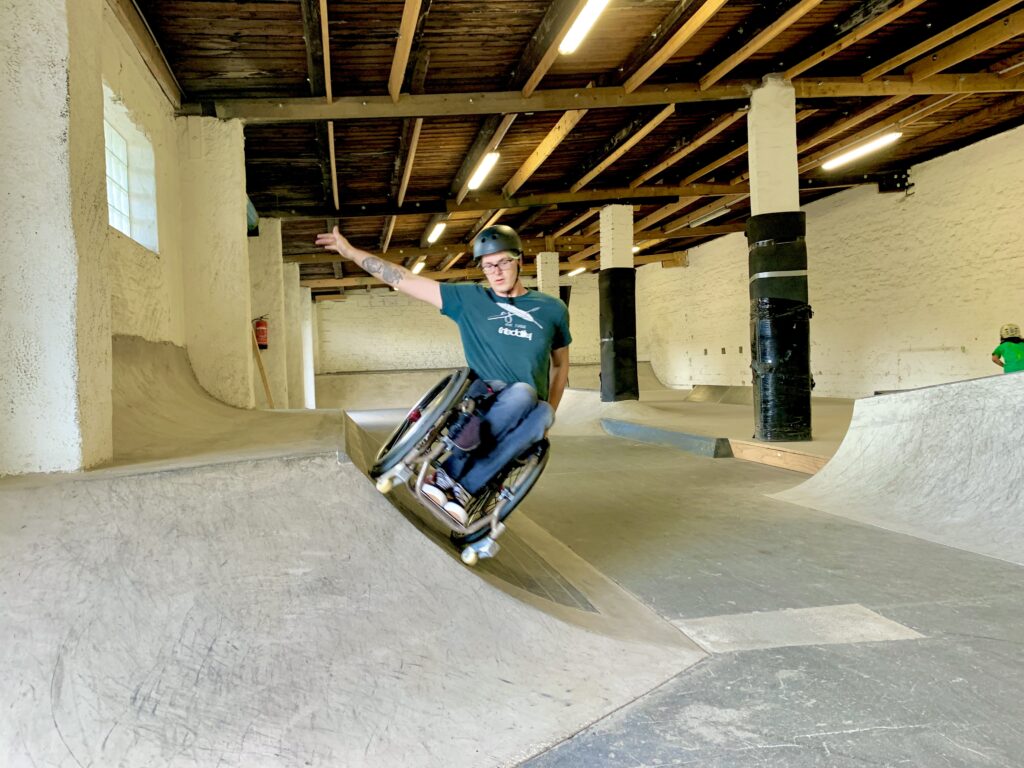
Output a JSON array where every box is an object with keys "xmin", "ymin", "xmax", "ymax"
[{"xmin": 480, "ymin": 257, "xmax": 518, "ymax": 274}]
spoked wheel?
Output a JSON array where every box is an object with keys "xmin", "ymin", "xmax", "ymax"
[
  {"xmin": 451, "ymin": 439, "xmax": 550, "ymax": 546},
  {"xmin": 370, "ymin": 368, "xmax": 472, "ymax": 478}
]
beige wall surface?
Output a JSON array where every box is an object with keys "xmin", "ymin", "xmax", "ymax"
[
  {"xmin": 316, "ymin": 276, "xmax": 601, "ymax": 374},
  {"xmin": 638, "ymin": 123, "xmax": 1024, "ymax": 399},
  {"xmin": 102, "ymin": 6, "xmax": 186, "ymax": 346},
  {"xmin": 249, "ymin": 219, "xmax": 288, "ymax": 409}
]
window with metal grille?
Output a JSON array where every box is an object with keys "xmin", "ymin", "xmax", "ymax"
[{"xmin": 104, "ymin": 120, "xmax": 131, "ymax": 237}]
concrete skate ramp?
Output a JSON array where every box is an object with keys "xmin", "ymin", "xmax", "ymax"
[
  {"xmin": 113, "ymin": 335, "xmax": 343, "ymax": 468},
  {"xmin": 776, "ymin": 373, "xmax": 1024, "ymax": 565},
  {"xmin": 2, "ymin": 458, "xmax": 701, "ymax": 768}
]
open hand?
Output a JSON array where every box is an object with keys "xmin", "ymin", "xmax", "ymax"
[{"xmin": 315, "ymin": 226, "xmax": 353, "ymax": 259}]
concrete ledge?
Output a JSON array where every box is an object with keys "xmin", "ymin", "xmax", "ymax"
[{"xmin": 601, "ymin": 419, "xmax": 733, "ymax": 458}]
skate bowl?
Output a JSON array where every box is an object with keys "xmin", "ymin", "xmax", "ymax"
[
  {"xmin": 2, "ymin": 342, "xmax": 704, "ymax": 768},
  {"xmin": 776, "ymin": 372, "xmax": 1024, "ymax": 565}
]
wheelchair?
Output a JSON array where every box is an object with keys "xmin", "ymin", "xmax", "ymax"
[{"xmin": 369, "ymin": 368, "xmax": 550, "ymax": 566}]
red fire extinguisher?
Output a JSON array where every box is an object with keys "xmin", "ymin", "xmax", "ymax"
[{"xmin": 253, "ymin": 316, "xmax": 269, "ymax": 349}]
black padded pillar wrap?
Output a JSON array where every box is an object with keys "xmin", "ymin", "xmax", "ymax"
[
  {"xmin": 598, "ymin": 268, "xmax": 639, "ymax": 402},
  {"xmin": 745, "ymin": 212, "xmax": 812, "ymax": 441}
]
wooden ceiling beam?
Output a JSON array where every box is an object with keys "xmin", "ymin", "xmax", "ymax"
[
  {"xmin": 862, "ymin": 0, "xmax": 1022, "ymax": 81},
  {"xmin": 298, "ymin": 0, "xmax": 334, "ymax": 209},
  {"xmin": 798, "ymin": 96, "xmax": 906, "ymax": 154},
  {"xmin": 518, "ymin": 0, "xmax": 594, "ymax": 97},
  {"xmin": 192, "ymin": 75, "xmax": 1024, "ymax": 122},
  {"xmin": 783, "ymin": 0, "xmax": 928, "ymax": 80},
  {"xmin": 989, "ymin": 49, "xmax": 1024, "ymax": 78},
  {"xmin": 269, "ymin": 182, "xmax": 748, "ymax": 220},
  {"xmin": 799, "ymin": 94, "xmax": 969, "ymax": 172},
  {"xmin": 623, "ymin": 0, "xmax": 732, "ymax": 94},
  {"xmin": 382, "ymin": 49, "xmax": 429, "ymax": 252},
  {"xmin": 905, "ymin": 9, "xmax": 1024, "ymax": 82},
  {"xmin": 388, "ymin": 0, "xmax": 422, "ymax": 102},
  {"xmin": 700, "ymin": 0, "xmax": 824, "ymax": 90},
  {"xmin": 629, "ymin": 110, "xmax": 746, "ymax": 188},
  {"xmin": 571, "ymin": 104, "xmax": 676, "ymax": 191},
  {"xmin": 891, "ymin": 92, "xmax": 1024, "ymax": 155}
]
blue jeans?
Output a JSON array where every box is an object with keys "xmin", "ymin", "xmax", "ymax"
[{"xmin": 443, "ymin": 380, "xmax": 553, "ymax": 495}]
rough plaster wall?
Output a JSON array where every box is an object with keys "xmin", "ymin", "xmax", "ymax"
[
  {"xmin": 312, "ymin": 299, "xmax": 321, "ymax": 374},
  {"xmin": 636, "ymin": 235, "xmax": 751, "ymax": 390},
  {"xmin": 248, "ymin": 219, "xmax": 288, "ymax": 409},
  {"xmin": 317, "ymin": 291, "xmax": 464, "ymax": 373},
  {"xmin": 102, "ymin": 7, "xmax": 185, "ymax": 345},
  {"xmin": 804, "ymin": 126, "xmax": 1024, "ymax": 397},
  {"xmin": 69, "ymin": 0, "xmax": 114, "ymax": 469},
  {"xmin": 0, "ymin": 0, "xmax": 111, "ymax": 474},
  {"xmin": 283, "ymin": 264, "xmax": 306, "ymax": 408},
  {"xmin": 178, "ymin": 116, "xmax": 254, "ymax": 409},
  {"xmin": 565, "ymin": 274, "xmax": 600, "ymax": 364},
  {"xmin": 301, "ymin": 288, "xmax": 316, "ymax": 408},
  {"xmin": 638, "ymin": 124, "xmax": 1024, "ymax": 399}
]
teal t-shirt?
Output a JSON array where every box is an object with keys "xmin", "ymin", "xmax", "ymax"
[
  {"xmin": 993, "ymin": 341, "xmax": 1024, "ymax": 373},
  {"xmin": 440, "ymin": 283, "xmax": 571, "ymax": 401}
]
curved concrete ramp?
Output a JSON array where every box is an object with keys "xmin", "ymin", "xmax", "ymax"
[
  {"xmin": 113, "ymin": 335, "xmax": 343, "ymax": 468},
  {"xmin": 776, "ymin": 373, "xmax": 1024, "ymax": 565},
  {"xmin": 1, "ymin": 450, "xmax": 702, "ymax": 768}
]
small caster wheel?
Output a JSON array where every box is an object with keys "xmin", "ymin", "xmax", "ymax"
[
  {"xmin": 375, "ymin": 476, "xmax": 393, "ymax": 494},
  {"xmin": 460, "ymin": 547, "xmax": 479, "ymax": 566}
]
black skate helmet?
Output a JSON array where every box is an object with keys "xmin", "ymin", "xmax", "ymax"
[{"xmin": 472, "ymin": 224, "xmax": 523, "ymax": 263}]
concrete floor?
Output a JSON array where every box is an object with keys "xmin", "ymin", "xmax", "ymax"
[{"xmin": 3, "ymin": 350, "xmax": 1021, "ymax": 766}]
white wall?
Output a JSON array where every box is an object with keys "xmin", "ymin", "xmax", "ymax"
[
  {"xmin": 249, "ymin": 219, "xmax": 288, "ymax": 408},
  {"xmin": 283, "ymin": 264, "xmax": 306, "ymax": 407},
  {"xmin": 639, "ymin": 124, "xmax": 1024, "ymax": 399},
  {"xmin": 0, "ymin": 0, "xmax": 112, "ymax": 474},
  {"xmin": 179, "ymin": 116, "xmax": 254, "ymax": 409},
  {"xmin": 102, "ymin": 6, "xmax": 185, "ymax": 345}
]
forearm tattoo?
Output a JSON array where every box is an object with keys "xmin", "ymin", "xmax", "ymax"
[{"xmin": 361, "ymin": 256, "xmax": 406, "ymax": 286}]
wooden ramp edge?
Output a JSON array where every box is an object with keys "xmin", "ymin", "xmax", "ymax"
[{"xmin": 729, "ymin": 439, "xmax": 829, "ymax": 475}]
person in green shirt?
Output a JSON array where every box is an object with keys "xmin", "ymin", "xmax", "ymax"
[
  {"xmin": 992, "ymin": 323, "xmax": 1024, "ymax": 374},
  {"xmin": 315, "ymin": 224, "xmax": 571, "ymax": 525}
]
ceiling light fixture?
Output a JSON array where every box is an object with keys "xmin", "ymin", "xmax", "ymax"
[
  {"xmin": 688, "ymin": 206, "xmax": 731, "ymax": 227},
  {"xmin": 565, "ymin": 267, "xmax": 587, "ymax": 277},
  {"xmin": 411, "ymin": 259, "xmax": 426, "ymax": 274},
  {"xmin": 558, "ymin": 0, "xmax": 610, "ymax": 55},
  {"xmin": 467, "ymin": 152, "xmax": 500, "ymax": 191},
  {"xmin": 821, "ymin": 131, "xmax": 902, "ymax": 171},
  {"xmin": 631, "ymin": 245, "xmax": 640, "ymax": 253},
  {"xmin": 426, "ymin": 221, "xmax": 446, "ymax": 244}
]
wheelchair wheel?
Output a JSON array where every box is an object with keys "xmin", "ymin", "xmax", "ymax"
[
  {"xmin": 370, "ymin": 368, "xmax": 472, "ymax": 478},
  {"xmin": 451, "ymin": 439, "xmax": 550, "ymax": 546}
]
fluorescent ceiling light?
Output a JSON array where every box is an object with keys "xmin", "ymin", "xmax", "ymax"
[
  {"xmin": 558, "ymin": 0, "xmax": 610, "ymax": 55},
  {"xmin": 688, "ymin": 206, "xmax": 730, "ymax": 227},
  {"xmin": 631, "ymin": 245, "xmax": 640, "ymax": 253},
  {"xmin": 411, "ymin": 259, "xmax": 426, "ymax": 274},
  {"xmin": 467, "ymin": 152, "xmax": 500, "ymax": 191},
  {"xmin": 566, "ymin": 267, "xmax": 587, "ymax": 277},
  {"xmin": 426, "ymin": 221, "xmax": 446, "ymax": 244},
  {"xmin": 821, "ymin": 131, "xmax": 902, "ymax": 171}
]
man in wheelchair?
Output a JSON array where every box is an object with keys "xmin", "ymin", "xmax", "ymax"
[{"xmin": 316, "ymin": 223, "xmax": 571, "ymax": 524}]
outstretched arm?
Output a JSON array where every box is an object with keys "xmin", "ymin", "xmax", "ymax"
[
  {"xmin": 548, "ymin": 346, "xmax": 570, "ymax": 412},
  {"xmin": 315, "ymin": 226, "xmax": 442, "ymax": 308},
  {"xmin": 992, "ymin": 354, "xmax": 1004, "ymax": 368}
]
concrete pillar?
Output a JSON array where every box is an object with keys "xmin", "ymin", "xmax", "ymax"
[
  {"xmin": 598, "ymin": 205, "xmax": 639, "ymax": 402},
  {"xmin": 746, "ymin": 75, "xmax": 812, "ymax": 441},
  {"xmin": 747, "ymin": 75, "xmax": 800, "ymax": 215},
  {"xmin": 599, "ymin": 205, "xmax": 633, "ymax": 270},
  {"xmin": 536, "ymin": 251, "xmax": 560, "ymax": 297},
  {"xmin": 283, "ymin": 263, "xmax": 305, "ymax": 408},
  {"xmin": 248, "ymin": 218, "xmax": 288, "ymax": 409},
  {"xmin": 300, "ymin": 288, "xmax": 317, "ymax": 409},
  {"xmin": 0, "ymin": 0, "xmax": 112, "ymax": 474},
  {"xmin": 178, "ymin": 115, "xmax": 254, "ymax": 409}
]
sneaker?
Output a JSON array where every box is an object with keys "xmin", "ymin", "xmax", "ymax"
[
  {"xmin": 421, "ymin": 482, "xmax": 448, "ymax": 507},
  {"xmin": 443, "ymin": 483, "xmax": 472, "ymax": 525}
]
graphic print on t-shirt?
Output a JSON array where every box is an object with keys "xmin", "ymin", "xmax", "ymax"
[{"xmin": 488, "ymin": 302, "xmax": 544, "ymax": 341}]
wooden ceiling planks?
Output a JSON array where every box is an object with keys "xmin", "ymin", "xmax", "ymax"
[{"xmin": 130, "ymin": 0, "xmax": 1024, "ymax": 270}]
